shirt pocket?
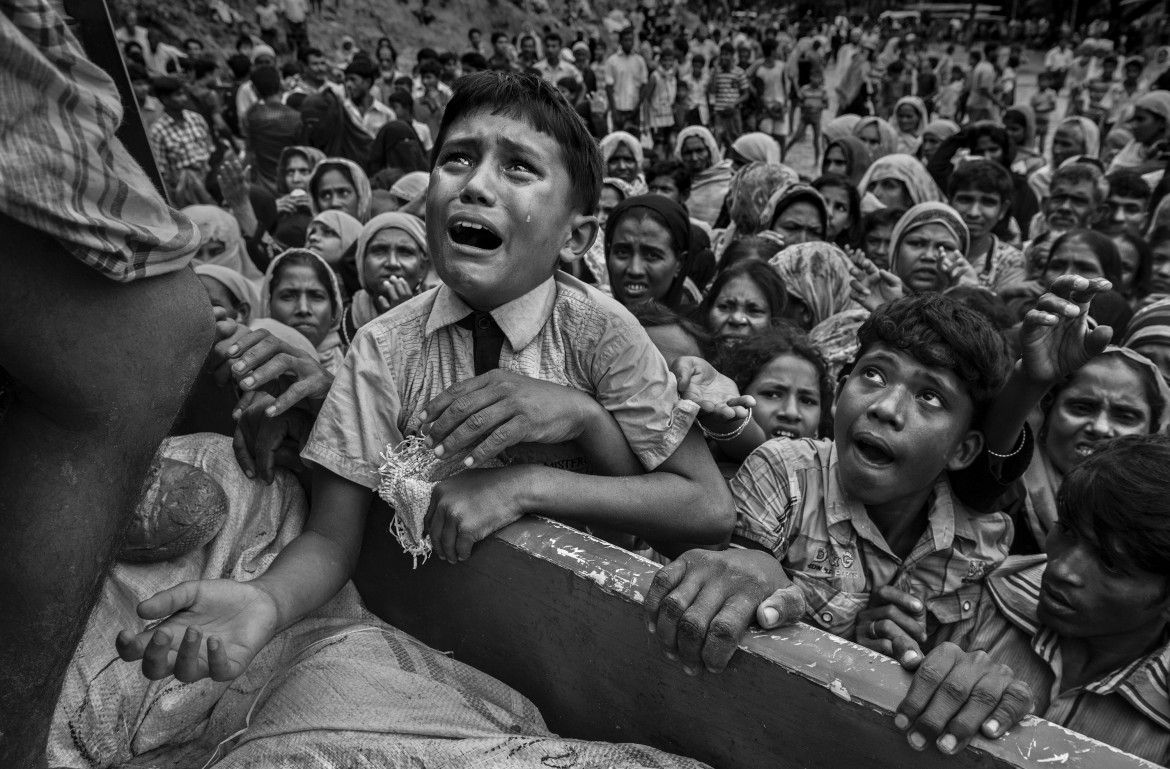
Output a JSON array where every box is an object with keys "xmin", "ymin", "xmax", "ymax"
[
  {"xmin": 792, "ymin": 573, "xmax": 869, "ymax": 638},
  {"xmin": 925, "ymin": 582, "xmax": 982, "ymax": 627}
]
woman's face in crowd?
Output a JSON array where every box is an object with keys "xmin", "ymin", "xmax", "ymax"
[
  {"xmin": 315, "ymin": 169, "xmax": 359, "ymax": 217},
  {"xmin": 607, "ymin": 143, "xmax": 639, "ymax": 183},
  {"xmin": 819, "ymin": 185, "xmax": 852, "ymax": 240},
  {"xmin": 918, "ymin": 132, "xmax": 942, "ymax": 161},
  {"xmin": 1040, "ymin": 237, "xmax": 1105, "ymax": 288},
  {"xmin": 1113, "ymin": 236, "xmax": 1139, "ymax": 295},
  {"xmin": 607, "ymin": 214, "xmax": 680, "ymax": 305},
  {"xmin": 864, "ymin": 223, "xmax": 894, "ymax": 270},
  {"xmin": 746, "ymin": 353, "xmax": 823, "ymax": 440},
  {"xmin": 1151, "ymin": 241, "xmax": 1170, "ymax": 294},
  {"xmin": 195, "ymin": 237, "xmax": 227, "ymax": 262},
  {"xmin": 198, "ymin": 275, "xmax": 245, "ymax": 322},
  {"xmin": 1129, "ymin": 107, "xmax": 1166, "ymax": 145},
  {"xmin": 680, "ymin": 136, "xmax": 712, "ymax": 173},
  {"xmin": 823, "ymin": 145, "xmax": 849, "ymax": 177},
  {"xmin": 1044, "ymin": 358, "xmax": 1152, "ymax": 475},
  {"xmin": 869, "ymin": 177, "xmax": 913, "ymax": 210},
  {"xmin": 895, "ymin": 105, "xmax": 920, "ymax": 135},
  {"xmin": 857, "ymin": 124, "xmax": 883, "ymax": 154},
  {"xmin": 363, "ymin": 228, "xmax": 427, "ymax": 293},
  {"xmin": 1004, "ymin": 118, "xmax": 1026, "ymax": 149},
  {"xmin": 894, "ymin": 222, "xmax": 960, "ymax": 293},
  {"xmin": 269, "ymin": 264, "xmax": 334, "ymax": 348},
  {"xmin": 1052, "ymin": 124, "xmax": 1086, "ymax": 168},
  {"xmin": 772, "ymin": 201, "xmax": 825, "ymax": 245},
  {"xmin": 596, "ymin": 186, "xmax": 621, "ymax": 229},
  {"xmin": 306, "ymin": 221, "xmax": 345, "ymax": 265},
  {"xmin": 972, "ymin": 135, "xmax": 1005, "ymax": 165},
  {"xmin": 284, "ymin": 156, "xmax": 312, "ymax": 193},
  {"xmin": 707, "ymin": 274, "xmax": 771, "ymax": 346}
]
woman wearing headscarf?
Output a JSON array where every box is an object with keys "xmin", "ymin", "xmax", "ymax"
[
  {"xmin": 891, "ymin": 96, "xmax": 928, "ymax": 156},
  {"xmin": 823, "ymin": 114, "xmax": 862, "ymax": 146},
  {"xmin": 305, "ymin": 210, "xmax": 363, "ymax": 271},
  {"xmin": 711, "ymin": 162, "xmax": 800, "ymax": 261},
  {"xmin": 835, "ymin": 43, "xmax": 873, "ymax": 117},
  {"xmin": 760, "ymin": 183, "xmax": 830, "ymax": 250},
  {"xmin": 193, "ymin": 263, "xmax": 260, "ymax": 324},
  {"xmin": 387, "ymin": 171, "xmax": 431, "ymax": 210},
  {"xmin": 298, "ymin": 87, "xmax": 374, "ymax": 166},
  {"xmin": 1149, "ymin": 46, "xmax": 1170, "ymax": 90},
  {"xmin": 366, "ymin": 120, "xmax": 429, "ymax": 181},
  {"xmin": 308, "ymin": 157, "xmax": 373, "ymax": 223},
  {"xmin": 888, "ymin": 202, "xmax": 971, "ymax": 295},
  {"xmin": 273, "ymin": 145, "xmax": 326, "ymax": 248},
  {"xmin": 605, "ymin": 194, "xmax": 695, "ymax": 310},
  {"xmin": 1109, "ymin": 90, "xmax": 1170, "ymax": 184},
  {"xmin": 255, "ymin": 248, "xmax": 347, "ymax": 374},
  {"xmin": 1123, "ymin": 297, "xmax": 1170, "ymax": 383},
  {"xmin": 767, "ymin": 241, "xmax": 859, "ymax": 329},
  {"xmin": 821, "ymin": 135, "xmax": 874, "ymax": 187},
  {"xmin": 183, "ymin": 205, "xmax": 264, "ymax": 281},
  {"xmin": 342, "ymin": 212, "xmax": 429, "ymax": 343},
  {"xmin": 674, "ymin": 125, "xmax": 733, "ymax": 226},
  {"xmin": 1004, "ymin": 105, "xmax": 1045, "ymax": 177},
  {"xmin": 729, "ymin": 132, "xmax": 782, "ymax": 167},
  {"xmin": 1029, "ymin": 116, "xmax": 1102, "ymax": 202},
  {"xmin": 917, "ymin": 120, "xmax": 959, "ymax": 165},
  {"xmin": 599, "ymin": 131, "xmax": 647, "ymax": 194},
  {"xmin": 857, "ymin": 153, "xmax": 944, "ymax": 211},
  {"xmin": 582, "ymin": 177, "xmax": 637, "ymax": 294},
  {"xmin": 852, "ymin": 116, "xmax": 900, "ymax": 160}
]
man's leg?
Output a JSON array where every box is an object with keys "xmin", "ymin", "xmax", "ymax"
[{"xmin": 0, "ymin": 215, "xmax": 212, "ymax": 766}]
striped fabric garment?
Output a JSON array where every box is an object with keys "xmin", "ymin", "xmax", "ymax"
[
  {"xmin": 0, "ymin": 0, "xmax": 197, "ymax": 282},
  {"xmin": 939, "ymin": 555, "xmax": 1170, "ymax": 764}
]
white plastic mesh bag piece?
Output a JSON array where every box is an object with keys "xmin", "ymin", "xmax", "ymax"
[{"xmin": 377, "ymin": 435, "xmax": 505, "ymax": 567}]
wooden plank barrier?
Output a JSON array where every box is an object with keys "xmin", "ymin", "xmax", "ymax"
[{"xmin": 354, "ymin": 511, "xmax": 1158, "ymax": 769}]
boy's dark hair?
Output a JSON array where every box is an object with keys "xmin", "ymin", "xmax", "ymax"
[
  {"xmin": 856, "ymin": 293, "xmax": 1011, "ymax": 421},
  {"xmin": 646, "ymin": 159, "xmax": 692, "ymax": 200},
  {"xmin": 720, "ymin": 323, "xmax": 835, "ymax": 438},
  {"xmin": 227, "ymin": 53, "xmax": 252, "ymax": 79},
  {"xmin": 417, "ymin": 47, "xmax": 439, "ymax": 62},
  {"xmin": 630, "ymin": 300, "xmax": 712, "ymax": 357},
  {"xmin": 387, "ymin": 90, "xmax": 413, "ymax": 111},
  {"xmin": 948, "ymin": 159, "xmax": 1014, "ymax": 210},
  {"xmin": 491, "ymin": 31, "xmax": 508, "ymax": 44},
  {"xmin": 431, "ymin": 71, "xmax": 602, "ymax": 216},
  {"xmin": 299, "ymin": 46, "xmax": 324, "ymax": 62},
  {"xmin": 1106, "ymin": 168, "xmax": 1152, "ymax": 203},
  {"xmin": 469, "ymin": 27, "xmax": 482, "ymax": 38},
  {"xmin": 943, "ymin": 285, "xmax": 1016, "ymax": 330},
  {"xmin": 419, "ymin": 59, "xmax": 442, "ymax": 77},
  {"xmin": 192, "ymin": 57, "xmax": 219, "ymax": 79},
  {"xmin": 439, "ymin": 51, "xmax": 458, "ymax": 65},
  {"xmin": 1058, "ymin": 433, "xmax": 1170, "ymax": 577},
  {"xmin": 720, "ymin": 235, "xmax": 782, "ymax": 269},
  {"xmin": 720, "ymin": 42, "xmax": 735, "ymax": 54},
  {"xmin": 250, "ymin": 65, "xmax": 282, "ymax": 98},
  {"xmin": 393, "ymin": 75, "xmax": 414, "ymax": 89},
  {"xmin": 967, "ymin": 122, "xmax": 1014, "ymax": 166},
  {"xmin": 762, "ymin": 38, "xmax": 778, "ymax": 56},
  {"xmin": 461, "ymin": 52, "xmax": 488, "ymax": 70},
  {"xmin": 556, "ymin": 75, "xmax": 582, "ymax": 97},
  {"xmin": 545, "ymin": 32, "xmax": 562, "ymax": 45}
]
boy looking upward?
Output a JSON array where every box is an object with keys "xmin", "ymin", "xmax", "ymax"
[{"xmin": 117, "ymin": 72, "xmax": 733, "ymax": 682}]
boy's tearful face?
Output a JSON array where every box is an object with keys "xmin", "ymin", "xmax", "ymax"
[
  {"xmin": 427, "ymin": 110, "xmax": 594, "ymax": 310},
  {"xmin": 833, "ymin": 343, "xmax": 979, "ymax": 509}
]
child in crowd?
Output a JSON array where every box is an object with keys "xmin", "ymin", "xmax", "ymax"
[
  {"xmin": 117, "ymin": 72, "xmax": 734, "ymax": 682},
  {"xmin": 1031, "ymin": 72, "xmax": 1058, "ymax": 153},
  {"xmin": 785, "ymin": 70, "xmax": 827, "ymax": 165},
  {"xmin": 648, "ymin": 47, "xmax": 680, "ymax": 159},
  {"xmin": 948, "ymin": 160, "xmax": 1027, "ymax": 293},
  {"xmin": 935, "ymin": 66, "xmax": 965, "ymax": 122}
]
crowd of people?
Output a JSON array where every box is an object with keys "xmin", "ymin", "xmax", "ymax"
[{"xmin": 10, "ymin": 0, "xmax": 1170, "ymax": 765}]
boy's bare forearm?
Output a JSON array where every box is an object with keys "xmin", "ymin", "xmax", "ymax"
[
  {"xmin": 980, "ymin": 363, "xmax": 1047, "ymax": 453},
  {"xmin": 575, "ymin": 399, "xmax": 645, "ymax": 476},
  {"xmin": 523, "ymin": 429, "xmax": 734, "ymax": 544},
  {"xmin": 252, "ymin": 468, "xmax": 373, "ymax": 630}
]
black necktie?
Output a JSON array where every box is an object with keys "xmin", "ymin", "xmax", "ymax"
[{"xmin": 457, "ymin": 311, "xmax": 505, "ymax": 376}]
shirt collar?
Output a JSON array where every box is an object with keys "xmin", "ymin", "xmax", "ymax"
[
  {"xmin": 425, "ymin": 277, "xmax": 557, "ymax": 352},
  {"xmin": 988, "ymin": 556, "xmax": 1170, "ymax": 730}
]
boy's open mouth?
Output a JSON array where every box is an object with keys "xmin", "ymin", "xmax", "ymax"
[
  {"xmin": 853, "ymin": 434, "xmax": 895, "ymax": 467},
  {"xmin": 448, "ymin": 221, "xmax": 503, "ymax": 251},
  {"xmin": 771, "ymin": 427, "xmax": 800, "ymax": 440}
]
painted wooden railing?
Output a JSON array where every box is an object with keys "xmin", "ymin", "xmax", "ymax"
[{"xmin": 353, "ymin": 510, "xmax": 1157, "ymax": 769}]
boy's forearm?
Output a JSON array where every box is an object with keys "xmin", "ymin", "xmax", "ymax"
[
  {"xmin": 576, "ymin": 400, "xmax": 644, "ymax": 476},
  {"xmin": 252, "ymin": 467, "xmax": 373, "ymax": 630},
  {"xmin": 981, "ymin": 362, "xmax": 1049, "ymax": 453},
  {"xmin": 521, "ymin": 428, "xmax": 734, "ymax": 544}
]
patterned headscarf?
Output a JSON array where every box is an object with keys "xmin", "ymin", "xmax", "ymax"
[
  {"xmin": 761, "ymin": 183, "xmax": 829, "ymax": 235},
  {"xmin": 852, "ymin": 116, "xmax": 900, "ymax": 159},
  {"xmin": 857, "ymin": 153, "xmax": 945, "ymax": 207},
  {"xmin": 731, "ymin": 132, "xmax": 782, "ymax": 165},
  {"xmin": 257, "ymin": 248, "xmax": 347, "ymax": 372},
  {"xmin": 1123, "ymin": 298, "xmax": 1170, "ymax": 353},
  {"xmin": 309, "ymin": 157, "xmax": 373, "ymax": 222},
  {"xmin": 768, "ymin": 242, "xmax": 859, "ymax": 327},
  {"xmin": 889, "ymin": 202, "xmax": 971, "ymax": 280}
]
